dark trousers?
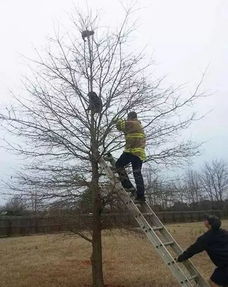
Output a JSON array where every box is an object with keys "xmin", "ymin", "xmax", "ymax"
[
  {"xmin": 210, "ymin": 266, "xmax": 228, "ymax": 286},
  {"xmin": 115, "ymin": 152, "xmax": 145, "ymax": 197}
]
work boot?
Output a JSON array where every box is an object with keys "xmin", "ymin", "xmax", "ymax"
[{"xmin": 134, "ymin": 195, "xmax": 146, "ymax": 204}]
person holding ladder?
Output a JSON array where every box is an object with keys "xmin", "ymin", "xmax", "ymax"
[{"xmin": 177, "ymin": 215, "xmax": 228, "ymax": 287}]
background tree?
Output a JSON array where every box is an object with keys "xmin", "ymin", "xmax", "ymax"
[
  {"xmin": 2, "ymin": 195, "xmax": 28, "ymax": 216},
  {"xmin": 200, "ymin": 159, "xmax": 228, "ymax": 202},
  {"xmin": 0, "ymin": 9, "xmax": 204, "ymax": 287},
  {"xmin": 184, "ymin": 169, "xmax": 202, "ymax": 204}
]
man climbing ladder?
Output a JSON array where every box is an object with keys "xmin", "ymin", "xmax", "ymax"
[{"xmin": 115, "ymin": 111, "xmax": 146, "ymax": 203}]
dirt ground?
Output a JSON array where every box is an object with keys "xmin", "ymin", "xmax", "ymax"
[{"xmin": 0, "ymin": 220, "xmax": 227, "ymax": 287}]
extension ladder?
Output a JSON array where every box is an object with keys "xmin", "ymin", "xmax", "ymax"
[{"xmin": 99, "ymin": 154, "xmax": 209, "ymax": 287}]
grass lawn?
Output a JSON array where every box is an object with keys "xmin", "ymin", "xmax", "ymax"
[{"xmin": 0, "ymin": 219, "xmax": 227, "ymax": 287}]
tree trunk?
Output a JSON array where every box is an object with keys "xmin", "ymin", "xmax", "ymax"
[
  {"xmin": 87, "ymin": 31, "xmax": 104, "ymax": 286},
  {"xmin": 90, "ymin": 112, "xmax": 104, "ymax": 287},
  {"xmin": 91, "ymin": 169, "xmax": 104, "ymax": 287}
]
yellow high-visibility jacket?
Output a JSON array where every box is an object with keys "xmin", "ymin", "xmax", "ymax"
[{"xmin": 116, "ymin": 119, "xmax": 146, "ymax": 161}]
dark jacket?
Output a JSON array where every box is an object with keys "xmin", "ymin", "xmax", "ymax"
[{"xmin": 178, "ymin": 228, "xmax": 228, "ymax": 268}]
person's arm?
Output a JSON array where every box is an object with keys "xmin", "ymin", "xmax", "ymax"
[
  {"xmin": 177, "ymin": 236, "xmax": 206, "ymax": 262},
  {"xmin": 116, "ymin": 119, "xmax": 126, "ymax": 132}
]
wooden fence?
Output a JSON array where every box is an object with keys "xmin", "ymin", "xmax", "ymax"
[{"xmin": 0, "ymin": 209, "xmax": 226, "ymax": 237}]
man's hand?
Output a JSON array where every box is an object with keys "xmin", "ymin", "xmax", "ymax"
[{"xmin": 176, "ymin": 254, "xmax": 187, "ymax": 262}]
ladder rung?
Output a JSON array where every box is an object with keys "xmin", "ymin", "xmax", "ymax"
[
  {"xmin": 188, "ymin": 274, "xmax": 198, "ymax": 281},
  {"xmin": 155, "ymin": 241, "xmax": 174, "ymax": 248},
  {"xmin": 163, "ymin": 241, "xmax": 174, "ymax": 246},
  {"xmin": 153, "ymin": 226, "xmax": 164, "ymax": 231},
  {"xmin": 135, "ymin": 213, "xmax": 154, "ymax": 218},
  {"xmin": 180, "ymin": 274, "xmax": 198, "ymax": 284}
]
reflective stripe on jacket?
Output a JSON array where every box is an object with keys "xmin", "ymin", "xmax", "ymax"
[{"xmin": 116, "ymin": 119, "xmax": 146, "ymax": 161}]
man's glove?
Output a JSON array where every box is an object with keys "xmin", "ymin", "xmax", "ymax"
[{"xmin": 177, "ymin": 254, "xmax": 187, "ymax": 262}]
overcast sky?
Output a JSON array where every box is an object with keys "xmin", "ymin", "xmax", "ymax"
[{"xmin": 0, "ymin": 0, "xmax": 228, "ymax": 201}]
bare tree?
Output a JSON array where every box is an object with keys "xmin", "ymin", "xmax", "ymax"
[
  {"xmin": 2, "ymin": 195, "xmax": 27, "ymax": 215},
  {"xmin": 184, "ymin": 169, "xmax": 202, "ymax": 204},
  {"xmin": 145, "ymin": 172, "xmax": 183, "ymax": 209},
  {"xmin": 200, "ymin": 159, "xmax": 228, "ymax": 202},
  {"xmin": 0, "ymin": 9, "xmax": 204, "ymax": 287}
]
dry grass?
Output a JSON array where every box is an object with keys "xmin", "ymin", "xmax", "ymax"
[{"xmin": 0, "ymin": 220, "xmax": 227, "ymax": 287}]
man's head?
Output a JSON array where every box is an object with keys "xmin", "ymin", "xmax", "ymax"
[
  {"xmin": 127, "ymin": 111, "xmax": 137, "ymax": 120},
  {"xmin": 204, "ymin": 215, "xmax": 221, "ymax": 230}
]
